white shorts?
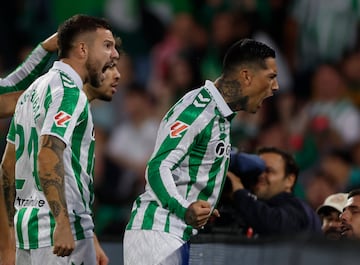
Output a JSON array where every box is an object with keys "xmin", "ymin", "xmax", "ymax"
[
  {"xmin": 16, "ymin": 238, "xmax": 96, "ymax": 265},
  {"xmin": 123, "ymin": 230, "xmax": 189, "ymax": 265}
]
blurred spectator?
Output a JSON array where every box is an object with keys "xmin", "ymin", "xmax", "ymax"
[
  {"xmin": 94, "ymin": 83, "xmax": 159, "ymax": 237},
  {"xmin": 106, "ymin": 83, "xmax": 159, "ymax": 202},
  {"xmin": 316, "ymin": 193, "xmax": 348, "ymax": 240},
  {"xmin": 305, "ymin": 64, "xmax": 360, "ymax": 146},
  {"xmin": 304, "ymin": 170, "xmax": 339, "ymax": 210},
  {"xmin": 227, "ymin": 146, "xmax": 321, "ymax": 237},
  {"xmin": 201, "ymin": 11, "xmax": 240, "ymax": 80},
  {"xmin": 340, "ymin": 50, "xmax": 360, "ymax": 108},
  {"xmin": 319, "ymin": 148, "xmax": 360, "ymax": 192},
  {"xmin": 284, "ymin": 0, "xmax": 360, "ymax": 98},
  {"xmin": 286, "ymin": 64, "xmax": 360, "ymax": 175},
  {"xmin": 149, "ymin": 12, "xmax": 198, "ymax": 85},
  {"xmin": 340, "ymin": 189, "xmax": 360, "ymax": 239}
]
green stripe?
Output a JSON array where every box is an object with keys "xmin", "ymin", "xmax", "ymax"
[
  {"xmin": 50, "ymin": 80, "xmax": 80, "ymax": 136},
  {"xmin": 182, "ymin": 226, "xmax": 193, "ymax": 241},
  {"xmin": 7, "ymin": 118, "xmax": 15, "ymax": 142},
  {"xmin": 86, "ymin": 138, "xmax": 95, "ymax": 175},
  {"xmin": 163, "ymin": 98, "xmax": 184, "ymax": 122},
  {"xmin": 15, "ymin": 124, "xmax": 25, "ymax": 160},
  {"xmin": 198, "ymin": 118, "xmax": 228, "ymax": 201},
  {"xmin": 16, "ymin": 208, "xmax": 26, "ymax": 249},
  {"xmin": 0, "ymin": 46, "xmax": 52, "ymax": 95},
  {"xmin": 50, "ymin": 213, "xmax": 55, "ymax": 246},
  {"xmin": 44, "ymin": 85, "xmax": 53, "ymax": 117},
  {"xmin": 186, "ymin": 118, "xmax": 215, "ymax": 198},
  {"xmin": 71, "ymin": 107, "xmax": 88, "ymax": 210},
  {"xmin": 28, "ymin": 208, "xmax": 39, "ymax": 249},
  {"xmin": 126, "ymin": 197, "xmax": 141, "ymax": 229},
  {"xmin": 74, "ymin": 213, "xmax": 85, "ymax": 240},
  {"xmin": 15, "ymin": 179, "xmax": 25, "ymax": 189},
  {"xmin": 164, "ymin": 213, "xmax": 171, "ymax": 233},
  {"xmin": 141, "ymin": 201, "xmax": 158, "ymax": 229},
  {"xmin": 147, "ymin": 89, "xmax": 211, "ymax": 220},
  {"xmin": 87, "ymin": 138, "xmax": 95, "ymax": 209}
]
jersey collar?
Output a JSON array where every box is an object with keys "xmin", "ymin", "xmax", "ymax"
[
  {"xmin": 205, "ymin": 80, "xmax": 234, "ymax": 117},
  {"xmin": 52, "ymin": 61, "xmax": 83, "ymax": 90}
]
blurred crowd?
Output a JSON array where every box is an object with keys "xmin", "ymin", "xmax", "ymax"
[{"xmin": 1, "ymin": 0, "xmax": 360, "ymax": 240}]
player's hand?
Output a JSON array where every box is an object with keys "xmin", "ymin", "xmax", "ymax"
[
  {"xmin": 185, "ymin": 200, "xmax": 213, "ymax": 229},
  {"xmin": 94, "ymin": 234, "xmax": 109, "ymax": 265},
  {"xmin": 0, "ymin": 228, "xmax": 15, "ymax": 265},
  {"xmin": 52, "ymin": 222, "xmax": 75, "ymax": 257},
  {"xmin": 41, "ymin": 33, "xmax": 58, "ymax": 52}
]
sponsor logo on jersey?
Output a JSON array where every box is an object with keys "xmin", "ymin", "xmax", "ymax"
[
  {"xmin": 54, "ymin": 111, "xmax": 72, "ymax": 127},
  {"xmin": 170, "ymin": 121, "xmax": 189, "ymax": 138},
  {"xmin": 16, "ymin": 196, "xmax": 46, "ymax": 208},
  {"xmin": 215, "ymin": 141, "xmax": 231, "ymax": 158}
]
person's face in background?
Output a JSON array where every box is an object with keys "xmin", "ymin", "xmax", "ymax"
[
  {"xmin": 93, "ymin": 60, "xmax": 120, "ymax": 101},
  {"xmin": 84, "ymin": 58, "xmax": 120, "ymax": 102},
  {"xmin": 340, "ymin": 195, "xmax": 360, "ymax": 239},
  {"xmin": 321, "ymin": 210, "xmax": 342, "ymax": 240},
  {"xmin": 253, "ymin": 152, "xmax": 294, "ymax": 200}
]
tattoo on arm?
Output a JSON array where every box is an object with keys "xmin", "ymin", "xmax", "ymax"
[
  {"xmin": 2, "ymin": 168, "xmax": 15, "ymax": 227},
  {"xmin": 39, "ymin": 135, "xmax": 67, "ymax": 218},
  {"xmin": 48, "ymin": 201, "xmax": 61, "ymax": 217},
  {"xmin": 40, "ymin": 178, "xmax": 68, "ymax": 218}
]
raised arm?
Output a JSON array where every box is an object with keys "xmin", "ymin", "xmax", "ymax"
[{"xmin": 0, "ymin": 32, "xmax": 58, "ymax": 95}]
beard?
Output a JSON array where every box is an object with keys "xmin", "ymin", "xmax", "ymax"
[{"xmin": 86, "ymin": 59, "xmax": 102, "ymax": 88}]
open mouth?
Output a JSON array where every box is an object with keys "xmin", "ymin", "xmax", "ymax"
[{"xmin": 102, "ymin": 62, "xmax": 112, "ymax": 73}]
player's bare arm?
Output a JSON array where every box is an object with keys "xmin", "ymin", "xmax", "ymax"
[
  {"xmin": 0, "ymin": 142, "xmax": 16, "ymax": 265},
  {"xmin": 0, "ymin": 91, "xmax": 23, "ymax": 119},
  {"xmin": 38, "ymin": 135, "xmax": 75, "ymax": 257},
  {"xmin": 1, "ymin": 142, "xmax": 16, "ymax": 226}
]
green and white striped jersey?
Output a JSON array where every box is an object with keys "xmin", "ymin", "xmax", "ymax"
[
  {"xmin": 7, "ymin": 61, "xmax": 95, "ymax": 249},
  {"xmin": 126, "ymin": 80, "xmax": 235, "ymax": 241},
  {"xmin": 0, "ymin": 44, "xmax": 53, "ymax": 95}
]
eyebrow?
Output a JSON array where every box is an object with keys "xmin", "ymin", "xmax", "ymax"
[{"xmin": 345, "ymin": 205, "xmax": 360, "ymax": 212}]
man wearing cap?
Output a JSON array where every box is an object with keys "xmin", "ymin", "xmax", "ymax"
[
  {"xmin": 317, "ymin": 193, "xmax": 348, "ymax": 240},
  {"xmin": 227, "ymin": 146, "xmax": 321, "ymax": 237}
]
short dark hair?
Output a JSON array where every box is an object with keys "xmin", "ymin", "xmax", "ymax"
[
  {"xmin": 57, "ymin": 14, "xmax": 113, "ymax": 59},
  {"xmin": 257, "ymin": 146, "xmax": 299, "ymax": 188},
  {"xmin": 222, "ymin": 39, "xmax": 275, "ymax": 76},
  {"xmin": 348, "ymin": 189, "xmax": 360, "ymax": 199}
]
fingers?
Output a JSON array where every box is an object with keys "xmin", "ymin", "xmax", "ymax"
[
  {"xmin": 53, "ymin": 244, "xmax": 74, "ymax": 257},
  {"xmin": 227, "ymin": 171, "xmax": 238, "ymax": 180},
  {"xmin": 212, "ymin": 209, "xmax": 220, "ymax": 218}
]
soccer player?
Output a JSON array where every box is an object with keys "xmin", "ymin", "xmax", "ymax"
[
  {"xmin": 123, "ymin": 38, "xmax": 279, "ymax": 265},
  {"xmin": 0, "ymin": 32, "xmax": 58, "ymax": 118},
  {"xmin": 0, "ymin": 14, "xmax": 119, "ymax": 265}
]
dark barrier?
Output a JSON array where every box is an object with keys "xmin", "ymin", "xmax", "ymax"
[
  {"xmin": 101, "ymin": 234, "xmax": 360, "ymax": 265},
  {"xmin": 189, "ymin": 233, "xmax": 360, "ymax": 265}
]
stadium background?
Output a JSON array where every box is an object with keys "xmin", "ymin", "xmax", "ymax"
[{"xmin": 1, "ymin": 0, "xmax": 360, "ymax": 264}]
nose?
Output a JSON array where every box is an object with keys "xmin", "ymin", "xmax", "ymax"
[
  {"xmin": 111, "ymin": 47, "xmax": 119, "ymax": 59},
  {"xmin": 272, "ymin": 78, "xmax": 279, "ymax": 92},
  {"xmin": 115, "ymin": 70, "xmax": 121, "ymax": 81},
  {"xmin": 340, "ymin": 210, "xmax": 349, "ymax": 222}
]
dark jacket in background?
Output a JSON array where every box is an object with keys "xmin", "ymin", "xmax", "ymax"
[{"xmin": 232, "ymin": 190, "xmax": 322, "ymax": 237}]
